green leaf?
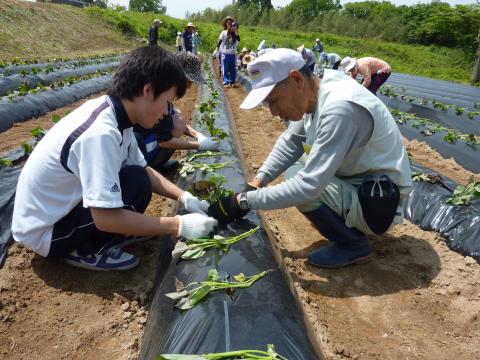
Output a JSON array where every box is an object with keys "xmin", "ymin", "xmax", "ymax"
[
  {"xmin": 51, "ymin": 114, "xmax": 61, "ymax": 123},
  {"xmin": 190, "ymin": 285, "xmax": 212, "ymax": 305},
  {"xmin": 181, "ymin": 248, "xmax": 206, "ymax": 260},
  {"xmin": 207, "ymin": 268, "xmax": 220, "ymax": 282},
  {"xmin": 165, "ymin": 290, "xmax": 189, "ymax": 300}
]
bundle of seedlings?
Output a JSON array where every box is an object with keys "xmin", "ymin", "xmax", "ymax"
[
  {"xmin": 165, "ymin": 268, "xmax": 269, "ymax": 310},
  {"xmin": 181, "ymin": 151, "xmax": 228, "ymax": 163},
  {"xmin": 180, "ymin": 226, "xmax": 259, "ymax": 260},
  {"xmin": 188, "ymin": 174, "xmax": 234, "ymax": 204},
  {"xmin": 179, "ymin": 160, "xmax": 235, "ymax": 178},
  {"xmin": 158, "ymin": 344, "xmax": 288, "ymax": 359}
]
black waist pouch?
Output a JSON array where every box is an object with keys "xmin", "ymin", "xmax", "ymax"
[{"xmin": 358, "ymin": 175, "xmax": 400, "ymax": 235}]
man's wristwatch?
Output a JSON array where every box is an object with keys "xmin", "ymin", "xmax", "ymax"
[{"xmin": 238, "ymin": 192, "xmax": 250, "ymax": 211}]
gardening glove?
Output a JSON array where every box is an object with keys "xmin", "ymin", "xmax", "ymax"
[
  {"xmin": 177, "ymin": 213, "xmax": 218, "ymax": 240},
  {"xmin": 178, "ymin": 191, "xmax": 209, "ymax": 215},
  {"xmin": 198, "ymin": 137, "xmax": 220, "ymax": 151},
  {"xmin": 196, "ymin": 132, "xmax": 207, "ymax": 141},
  {"xmin": 212, "ymin": 48, "xmax": 218, "ymax": 58},
  {"xmin": 208, "ymin": 194, "xmax": 249, "ymax": 224}
]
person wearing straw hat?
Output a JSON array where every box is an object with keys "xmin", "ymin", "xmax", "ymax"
[
  {"xmin": 341, "ymin": 56, "xmax": 392, "ymax": 95},
  {"xmin": 297, "ymin": 44, "xmax": 316, "ymax": 73},
  {"xmin": 182, "ymin": 22, "xmax": 196, "ymax": 53},
  {"xmin": 239, "ymin": 47, "xmax": 253, "ymax": 70},
  {"xmin": 134, "ymin": 52, "xmax": 219, "ymax": 174},
  {"xmin": 208, "ymin": 48, "xmax": 412, "ymax": 269},
  {"xmin": 148, "ymin": 19, "xmax": 163, "ymax": 46}
]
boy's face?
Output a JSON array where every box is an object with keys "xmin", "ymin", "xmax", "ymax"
[{"xmin": 138, "ymin": 85, "xmax": 177, "ymax": 129}]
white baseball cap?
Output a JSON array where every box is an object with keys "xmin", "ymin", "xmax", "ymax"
[{"xmin": 240, "ymin": 48, "xmax": 305, "ymax": 110}]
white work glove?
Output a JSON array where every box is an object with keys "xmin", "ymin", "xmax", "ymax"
[
  {"xmin": 196, "ymin": 132, "xmax": 207, "ymax": 141},
  {"xmin": 178, "ymin": 191, "xmax": 209, "ymax": 215},
  {"xmin": 212, "ymin": 49, "xmax": 218, "ymax": 58},
  {"xmin": 198, "ymin": 137, "xmax": 220, "ymax": 151},
  {"xmin": 177, "ymin": 213, "xmax": 218, "ymax": 240}
]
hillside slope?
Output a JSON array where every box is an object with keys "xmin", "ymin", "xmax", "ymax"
[{"xmin": 0, "ymin": 0, "xmax": 133, "ymax": 62}]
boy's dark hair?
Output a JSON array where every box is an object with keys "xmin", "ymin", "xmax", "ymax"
[{"xmin": 108, "ymin": 46, "xmax": 187, "ymax": 100}]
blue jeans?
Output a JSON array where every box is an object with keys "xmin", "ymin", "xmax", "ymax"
[{"xmin": 222, "ymin": 53, "xmax": 236, "ymax": 85}]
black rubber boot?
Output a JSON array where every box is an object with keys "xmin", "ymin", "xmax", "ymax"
[{"xmin": 303, "ymin": 205, "xmax": 372, "ymax": 268}]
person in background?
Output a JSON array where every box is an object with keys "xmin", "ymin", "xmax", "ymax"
[
  {"xmin": 238, "ymin": 47, "xmax": 250, "ymax": 70},
  {"xmin": 312, "ymin": 38, "xmax": 323, "ymax": 54},
  {"xmin": 341, "ymin": 56, "xmax": 392, "ymax": 95},
  {"xmin": 175, "ymin": 31, "xmax": 183, "ymax": 52},
  {"xmin": 326, "ymin": 53, "xmax": 342, "ymax": 70},
  {"xmin": 11, "ymin": 46, "xmax": 217, "ymax": 271},
  {"xmin": 297, "ymin": 44, "xmax": 316, "ymax": 73},
  {"xmin": 148, "ymin": 19, "xmax": 163, "ymax": 46},
  {"xmin": 135, "ymin": 52, "xmax": 219, "ymax": 173},
  {"xmin": 214, "ymin": 16, "xmax": 235, "ymax": 77},
  {"xmin": 216, "ymin": 21, "xmax": 240, "ymax": 88},
  {"xmin": 192, "ymin": 29, "xmax": 201, "ymax": 55},
  {"xmin": 182, "ymin": 22, "xmax": 196, "ymax": 53},
  {"xmin": 208, "ymin": 49, "xmax": 411, "ymax": 269}
]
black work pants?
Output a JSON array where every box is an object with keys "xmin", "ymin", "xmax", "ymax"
[{"xmin": 48, "ymin": 165, "xmax": 152, "ymax": 257}]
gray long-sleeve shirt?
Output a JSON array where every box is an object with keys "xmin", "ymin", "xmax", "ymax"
[{"xmin": 247, "ymin": 100, "xmax": 374, "ymax": 210}]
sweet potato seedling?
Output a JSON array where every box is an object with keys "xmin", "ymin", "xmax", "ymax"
[{"xmin": 180, "ymin": 226, "xmax": 259, "ymax": 260}]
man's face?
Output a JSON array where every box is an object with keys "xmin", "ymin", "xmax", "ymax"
[
  {"xmin": 263, "ymin": 77, "xmax": 307, "ymax": 121},
  {"xmin": 138, "ymin": 85, "xmax": 177, "ymax": 129}
]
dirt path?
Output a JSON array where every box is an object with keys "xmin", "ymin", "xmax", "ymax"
[
  {"xmin": 222, "ymin": 84, "xmax": 480, "ymax": 359},
  {"xmin": 0, "ymin": 85, "xmax": 199, "ymax": 360}
]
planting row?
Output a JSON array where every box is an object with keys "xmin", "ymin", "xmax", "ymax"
[
  {"xmin": 0, "ymin": 61, "xmax": 119, "ymax": 97},
  {"xmin": 0, "ymin": 53, "xmax": 123, "ymax": 76},
  {"xmin": 0, "ymin": 73, "xmax": 113, "ymax": 133},
  {"xmin": 380, "ymin": 84, "xmax": 480, "ymax": 120}
]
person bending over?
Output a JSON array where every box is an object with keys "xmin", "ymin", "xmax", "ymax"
[
  {"xmin": 341, "ymin": 56, "xmax": 392, "ymax": 95},
  {"xmin": 208, "ymin": 49, "xmax": 411, "ymax": 269}
]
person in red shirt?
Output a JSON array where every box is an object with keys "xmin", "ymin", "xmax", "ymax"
[{"xmin": 341, "ymin": 56, "xmax": 391, "ymax": 95}]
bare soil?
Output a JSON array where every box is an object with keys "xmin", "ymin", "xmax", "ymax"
[
  {"xmin": 0, "ymin": 85, "xmax": 199, "ymax": 360},
  {"xmin": 222, "ymin": 84, "xmax": 480, "ymax": 359}
]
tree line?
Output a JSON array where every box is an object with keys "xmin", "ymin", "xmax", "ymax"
[{"xmin": 189, "ymin": 0, "xmax": 480, "ymax": 59}]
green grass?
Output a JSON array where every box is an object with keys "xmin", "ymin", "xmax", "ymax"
[
  {"xmin": 0, "ymin": 0, "xmax": 472, "ymax": 84},
  {"xmin": 0, "ymin": 0, "xmax": 133, "ymax": 62},
  {"xmin": 86, "ymin": 8, "xmax": 471, "ymax": 83}
]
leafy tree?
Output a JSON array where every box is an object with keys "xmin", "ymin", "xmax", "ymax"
[
  {"xmin": 129, "ymin": 0, "xmax": 166, "ymax": 13},
  {"xmin": 285, "ymin": 0, "xmax": 341, "ymax": 22}
]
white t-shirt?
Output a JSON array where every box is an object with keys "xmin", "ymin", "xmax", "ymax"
[
  {"xmin": 11, "ymin": 95, "xmax": 146, "ymax": 257},
  {"xmin": 218, "ymin": 30, "xmax": 238, "ymax": 55}
]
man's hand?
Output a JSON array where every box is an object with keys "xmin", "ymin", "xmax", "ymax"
[
  {"xmin": 178, "ymin": 191, "xmax": 209, "ymax": 215},
  {"xmin": 208, "ymin": 194, "xmax": 249, "ymax": 223},
  {"xmin": 177, "ymin": 213, "xmax": 218, "ymax": 239}
]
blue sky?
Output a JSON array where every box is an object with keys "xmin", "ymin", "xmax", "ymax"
[{"xmin": 109, "ymin": 0, "xmax": 477, "ymax": 19}]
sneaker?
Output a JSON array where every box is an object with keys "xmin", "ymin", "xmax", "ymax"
[{"xmin": 65, "ymin": 248, "xmax": 139, "ymax": 271}]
